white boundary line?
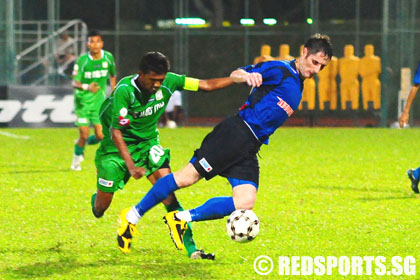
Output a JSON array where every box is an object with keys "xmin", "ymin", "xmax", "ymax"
[{"xmin": 0, "ymin": 131, "xmax": 31, "ymax": 140}]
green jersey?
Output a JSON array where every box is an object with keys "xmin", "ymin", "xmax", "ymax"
[
  {"xmin": 97, "ymin": 72, "xmax": 192, "ymax": 155},
  {"xmin": 72, "ymin": 50, "xmax": 116, "ymax": 106}
]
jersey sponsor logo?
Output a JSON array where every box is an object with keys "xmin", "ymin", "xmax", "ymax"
[
  {"xmin": 154, "ymin": 102, "xmax": 164, "ymax": 112},
  {"xmin": 276, "ymin": 96, "xmax": 294, "ymax": 117},
  {"xmin": 155, "ymin": 90, "xmax": 163, "ymax": 100},
  {"xmin": 83, "ymin": 70, "xmax": 108, "ymax": 79},
  {"xmin": 199, "ymin": 158, "xmax": 213, "ymax": 172},
  {"xmin": 118, "ymin": 116, "xmax": 130, "ymax": 126},
  {"xmin": 98, "ymin": 178, "xmax": 114, "ymax": 187},
  {"xmin": 119, "ymin": 107, "xmax": 128, "ymax": 117},
  {"xmin": 132, "ymin": 102, "xmax": 165, "ymax": 119}
]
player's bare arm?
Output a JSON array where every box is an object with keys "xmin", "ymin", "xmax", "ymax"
[
  {"xmin": 111, "ymin": 128, "xmax": 146, "ymax": 179},
  {"xmin": 197, "ymin": 77, "xmax": 234, "ymax": 91},
  {"xmin": 230, "ymin": 69, "xmax": 263, "ymax": 87},
  {"xmin": 72, "ymin": 80, "xmax": 100, "ymax": 93},
  {"xmin": 399, "ymin": 84, "xmax": 420, "ymax": 128},
  {"xmin": 110, "ymin": 76, "xmax": 117, "ymax": 91}
]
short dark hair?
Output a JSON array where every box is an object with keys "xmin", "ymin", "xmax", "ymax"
[
  {"xmin": 139, "ymin": 51, "xmax": 170, "ymax": 74},
  {"xmin": 304, "ymin": 33, "xmax": 333, "ymax": 59},
  {"xmin": 88, "ymin": 30, "xmax": 102, "ymax": 39}
]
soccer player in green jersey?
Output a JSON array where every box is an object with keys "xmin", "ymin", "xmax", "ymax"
[
  {"xmin": 71, "ymin": 30, "xmax": 117, "ymax": 171},
  {"xmin": 92, "ymin": 51, "xmax": 233, "ymax": 259}
]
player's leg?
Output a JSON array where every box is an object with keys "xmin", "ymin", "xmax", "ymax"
[
  {"xmin": 175, "ymin": 183, "xmax": 256, "ymax": 224},
  {"xmin": 87, "ymin": 108, "xmax": 104, "ymax": 145},
  {"xmin": 125, "ymin": 116, "xmax": 239, "ymax": 224},
  {"xmin": 124, "ymin": 163, "xmax": 201, "ymax": 235},
  {"xmin": 71, "ymin": 125, "xmax": 89, "ymax": 171},
  {"xmin": 407, "ymin": 168, "xmax": 420, "ymax": 193},
  {"xmin": 91, "ymin": 190, "xmax": 114, "ymax": 218},
  {"xmin": 232, "ymin": 183, "xmax": 257, "ymax": 210},
  {"xmin": 87, "ymin": 124, "xmax": 103, "ymax": 145},
  {"xmin": 93, "ymin": 152, "xmax": 128, "ymax": 218},
  {"xmin": 175, "ymin": 154, "xmax": 260, "ymax": 223},
  {"xmin": 148, "ymin": 167, "xmax": 214, "ymax": 259},
  {"xmin": 163, "ymin": 115, "xmax": 261, "ymax": 249},
  {"xmin": 72, "ymin": 98, "xmax": 90, "ymax": 170},
  {"xmin": 95, "ymin": 153, "xmax": 135, "ymax": 253},
  {"xmin": 76, "ymin": 126, "xmax": 90, "ymax": 147},
  {"xmin": 121, "ymin": 115, "xmax": 258, "ymax": 248},
  {"xmin": 116, "ymin": 141, "xmax": 191, "ymax": 252}
]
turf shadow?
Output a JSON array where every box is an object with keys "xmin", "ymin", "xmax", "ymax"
[
  {"xmin": 357, "ymin": 195, "xmax": 417, "ymax": 201},
  {"xmin": 2, "ymin": 248, "xmax": 218, "ymax": 279},
  {"xmin": 0, "ymin": 168, "xmax": 72, "ymax": 174},
  {"xmin": 308, "ymin": 184, "xmax": 405, "ymax": 194}
]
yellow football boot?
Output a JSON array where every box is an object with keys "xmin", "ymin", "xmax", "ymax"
[
  {"xmin": 117, "ymin": 208, "xmax": 138, "ymax": 253},
  {"xmin": 163, "ymin": 211, "xmax": 188, "ymax": 250}
]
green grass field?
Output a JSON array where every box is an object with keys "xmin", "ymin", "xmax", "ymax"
[{"xmin": 1, "ymin": 127, "xmax": 420, "ymax": 279}]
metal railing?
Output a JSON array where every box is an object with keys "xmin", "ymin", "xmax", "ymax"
[{"xmin": 14, "ymin": 19, "xmax": 87, "ymax": 85}]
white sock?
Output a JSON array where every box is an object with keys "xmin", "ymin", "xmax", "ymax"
[
  {"xmin": 175, "ymin": 210, "xmax": 192, "ymax": 222},
  {"xmin": 126, "ymin": 207, "xmax": 141, "ymax": 224}
]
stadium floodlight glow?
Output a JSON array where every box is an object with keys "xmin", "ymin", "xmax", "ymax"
[
  {"xmin": 240, "ymin": 18, "xmax": 255, "ymax": 26},
  {"xmin": 175, "ymin": 17, "xmax": 206, "ymax": 25},
  {"xmin": 263, "ymin": 18, "xmax": 277, "ymax": 26},
  {"xmin": 306, "ymin": 17, "xmax": 313, "ymax": 24}
]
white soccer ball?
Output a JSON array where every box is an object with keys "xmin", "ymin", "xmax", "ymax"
[
  {"xmin": 226, "ymin": 209, "xmax": 260, "ymax": 242},
  {"xmin": 166, "ymin": 120, "xmax": 177, "ymax": 129}
]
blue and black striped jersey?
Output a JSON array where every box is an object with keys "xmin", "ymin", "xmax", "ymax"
[{"xmin": 238, "ymin": 60, "xmax": 304, "ymax": 144}]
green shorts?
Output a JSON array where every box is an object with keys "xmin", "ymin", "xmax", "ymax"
[
  {"xmin": 74, "ymin": 95, "xmax": 103, "ymax": 126},
  {"xmin": 95, "ymin": 138, "xmax": 170, "ymax": 193}
]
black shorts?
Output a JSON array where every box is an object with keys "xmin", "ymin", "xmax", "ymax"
[{"xmin": 191, "ymin": 114, "xmax": 262, "ymax": 185}]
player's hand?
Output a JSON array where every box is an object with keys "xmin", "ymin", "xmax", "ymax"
[
  {"xmin": 89, "ymin": 82, "xmax": 100, "ymax": 93},
  {"xmin": 129, "ymin": 166, "xmax": 147, "ymax": 179},
  {"xmin": 399, "ymin": 112, "xmax": 409, "ymax": 128},
  {"xmin": 245, "ymin": 73, "xmax": 262, "ymax": 88}
]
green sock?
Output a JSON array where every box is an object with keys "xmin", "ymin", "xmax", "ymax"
[
  {"xmin": 87, "ymin": 135, "xmax": 100, "ymax": 145},
  {"xmin": 91, "ymin": 192, "xmax": 103, "ymax": 218},
  {"xmin": 91, "ymin": 193, "xmax": 96, "ymax": 208},
  {"xmin": 164, "ymin": 202, "xmax": 197, "ymax": 257},
  {"xmin": 74, "ymin": 143, "xmax": 85, "ymax": 156}
]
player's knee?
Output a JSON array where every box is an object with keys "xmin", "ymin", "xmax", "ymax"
[
  {"xmin": 173, "ymin": 165, "xmax": 201, "ymax": 187},
  {"xmin": 79, "ymin": 133, "xmax": 89, "ymax": 142},
  {"xmin": 174, "ymin": 175, "xmax": 196, "ymax": 187},
  {"xmin": 95, "ymin": 133, "xmax": 104, "ymax": 141},
  {"xmin": 161, "ymin": 193, "xmax": 176, "ymax": 206},
  {"xmin": 233, "ymin": 194, "xmax": 256, "ymax": 210}
]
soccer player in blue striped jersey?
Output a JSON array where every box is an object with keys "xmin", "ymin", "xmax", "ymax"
[
  {"xmin": 117, "ymin": 34, "xmax": 333, "ymax": 251},
  {"xmin": 399, "ymin": 61, "xmax": 420, "ymax": 193}
]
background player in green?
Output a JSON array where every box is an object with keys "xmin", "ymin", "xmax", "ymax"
[
  {"xmin": 92, "ymin": 51, "xmax": 233, "ymax": 259},
  {"xmin": 71, "ymin": 30, "xmax": 117, "ymax": 171}
]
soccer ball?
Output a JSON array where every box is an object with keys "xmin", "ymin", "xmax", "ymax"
[
  {"xmin": 166, "ymin": 120, "xmax": 177, "ymax": 129},
  {"xmin": 226, "ymin": 209, "xmax": 260, "ymax": 242}
]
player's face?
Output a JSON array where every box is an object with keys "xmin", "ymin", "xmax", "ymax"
[
  {"xmin": 87, "ymin": 35, "xmax": 104, "ymax": 56},
  {"xmin": 138, "ymin": 71, "xmax": 167, "ymax": 94},
  {"xmin": 298, "ymin": 48, "xmax": 330, "ymax": 79}
]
